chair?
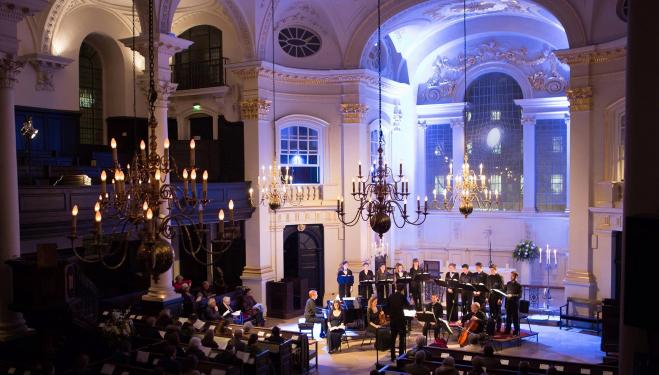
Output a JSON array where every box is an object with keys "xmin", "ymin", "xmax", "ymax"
[
  {"xmin": 519, "ymin": 300, "xmax": 537, "ymax": 343},
  {"xmin": 297, "ymin": 318, "xmax": 315, "ymax": 336}
]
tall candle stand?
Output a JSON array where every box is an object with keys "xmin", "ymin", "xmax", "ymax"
[{"xmin": 539, "ymin": 245, "xmax": 559, "ymax": 311}]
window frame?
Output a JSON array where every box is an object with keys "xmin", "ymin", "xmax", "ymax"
[{"xmin": 275, "ymin": 114, "xmax": 329, "ymax": 185}]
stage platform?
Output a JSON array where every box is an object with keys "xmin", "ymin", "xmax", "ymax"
[{"xmin": 265, "ymin": 316, "xmax": 606, "ymax": 373}]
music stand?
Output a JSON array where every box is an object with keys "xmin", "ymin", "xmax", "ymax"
[
  {"xmin": 376, "ymin": 279, "xmax": 394, "ymax": 303},
  {"xmin": 338, "ymin": 274, "xmax": 354, "ymax": 297},
  {"xmin": 416, "ymin": 310, "xmax": 436, "ymax": 342},
  {"xmin": 360, "ymin": 280, "xmax": 376, "ymax": 300},
  {"xmin": 414, "ymin": 272, "xmax": 433, "ymax": 307}
]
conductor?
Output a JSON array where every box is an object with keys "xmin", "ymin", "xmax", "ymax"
[{"xmin": 388, "ymin": 284, "xmax": 411, "ymax": 361}]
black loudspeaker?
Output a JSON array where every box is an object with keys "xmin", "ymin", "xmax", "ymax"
[
  {"xmin": 519, "ymin": 300, "xmax": 530, "ymax": 314},
  {"xmin": 623, "ymin": 215, "xmax": 659, "ymax": 328},
  {"xmin": 612, "ymin": 230, "xmax": 622, "ymax": 302}
]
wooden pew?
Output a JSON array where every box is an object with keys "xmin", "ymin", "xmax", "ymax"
[{"xmin": 402, "ymin": 346, "xmax": 618, "ymax": 375}]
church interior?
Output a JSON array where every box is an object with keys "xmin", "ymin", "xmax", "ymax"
[{"xmin": 0, "ymin": 0, "xmax": 656, "ymax": 374}]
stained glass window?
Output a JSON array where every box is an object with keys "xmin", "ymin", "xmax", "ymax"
[
  {"xmin": 536, "ymin": 119, "xmax": 567, "ymax": 211},
  {"xmin": 79, "ymin": 42, "xmax": 103, "ymax": 145},
  {"xmin": 465, "ymin": 73, "xmax": 523, "ymax": 211},
  {"xmin": 279, "ymin": 125, "xmax": 320, "ymax": 184},
  {"xmin": 425, "ymin": 124, "xmax": 453, "ymax": 197}
]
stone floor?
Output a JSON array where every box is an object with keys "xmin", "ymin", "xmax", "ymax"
[{"xmin": 265, "ymin": 317, "xmax": 606, "ymax": 374}]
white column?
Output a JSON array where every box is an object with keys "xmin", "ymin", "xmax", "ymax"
[
  {"xmin": 450, "ymin": 118, "xmax": 464, "ymax": 212},
  {"xmin": 521, "ymin": 115, "xmax": 537, "ymax": 212},
  {"xmin": 564, "ymin": 114, "xmax": 571, "ymax": 213},
  {"xmin": 240, "ymin": 98, "xmax": 275, "ymax": 304},
  {"xmin": 0, "ymin": 56, "xmax": 28, "ymax": 340}
]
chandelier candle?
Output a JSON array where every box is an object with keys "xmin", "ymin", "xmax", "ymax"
[
  {"xmin": 229, "ymin": 200, "xmax": 235, "ymax": 224},
  {"xmin": 202, "ymin": 170, "xmax": 208, "ymax": 201},
  {"xmin": 71, "ymin": 205, "xmax": 78, "ymax": 236},
  {"xmin": 140, "ymin": 140, "xmax": 146, "ymax": 162},
  {"xmin": 111, "ymin": 138, "xmax": 118, "ymax": 166},
  {"xmin": 94, "ymin": 211, "xmax": 102, "ymax": 236},
  {"xmin": 163, "ymin": 138, "xmax": 169, "ymax": 170},
  {"xmin": 190, "ymin": 169, "xmax": 197, "ymax": 200},
  {"xmin": 189, "ymin": 139, "xmax": 196, "ymax": 168},
  {"xmin": 218, "ymin": 210, "xmax": 225, "ymax": 234},
  {"xmin": 101, "ymin": 170, "xmax": 107, "ymax": 196},
  {"xmin": 183, "ymin": 169, "xmax": 189, "ymax": 196}
]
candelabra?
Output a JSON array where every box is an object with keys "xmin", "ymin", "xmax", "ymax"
[
  {"xmin": 336, "ymin": 0, "xmax": 428, "ymax": 237},
  {"xmin": 539, "ymin": 244, "xmax": 559, "ymax": 310},
  {"xmin": 67, "ymin": 0, "xmax": 244, "ymax": 277},
  {"xmin": 256, "ymin": 160, "xmax": 306, "ymax": 210}
]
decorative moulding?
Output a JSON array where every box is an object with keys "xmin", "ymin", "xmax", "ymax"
[{"xmin": 22, "ymin": 53, "xmax": 73, "ymax": 91}]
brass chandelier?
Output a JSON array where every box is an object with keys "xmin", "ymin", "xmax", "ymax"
[
  {"xmin": 68, "ymin": 0, "xmax": 242, "ymax": 275},
  {"xmin": 336, "ymin": 0, "xmax": 428, "ymax": 238},
  {"xmin": 429, "ymin": 0, "xmax": 499, "ymax": 218}
]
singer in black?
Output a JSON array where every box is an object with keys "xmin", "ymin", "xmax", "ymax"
[
  {"xmin": 471, "ymin": 262, "xmax": 488, "ymax": 310},
  {"xmin": 445, "ymin": 263, "xmax": 459, "ymax": 322},
  {"xmin": 422, "ymin": 294, "xmax": 444, "ymax": 340},
  {"xmin": 459, "ymin": 264, "xmax": 473, "ymax": 316},
  {"xmin": 358, "ymin": 262, "xmax": 375, "ymax": 299},
  {"xmin": 409, "ymin": 258, "xmax": 423, "ymax": 310},
  {"xmin": 504, "ymin": 271, "xmax": 522, "ymax": 336},
  {"xmin": 375, "ymin": 263, "xmax": 390, "ymax": 304},
  {"xmin": 337, "ymin": 261, "xmax": 354, "ymax": 298},
  {"xmin": 486, "ymin": 264, "xmax": 505, "ymax": 332},
  {"xmin": 388, "ymin": 284, "xmax": 410, "ymax": 361}
]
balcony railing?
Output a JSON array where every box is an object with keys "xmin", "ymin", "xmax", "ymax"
[{"xmin": 171, "ymin": 57, "xmax": 228, "ymax": 90}]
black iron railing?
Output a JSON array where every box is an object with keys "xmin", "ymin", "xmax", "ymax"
[{"xmin": 171, "ymin": 57, "xmax": 228, "ymax": 90}]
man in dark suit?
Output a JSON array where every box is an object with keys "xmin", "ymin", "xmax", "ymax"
[
  {"xmin": 486, "ymin": 264, "xmax": 505, "ymax": 332},
  {"xmin": 445, "ymin": 263, "xmax": 459, "ymax": 322},
  {"xmin": 459, "ymin": 264, "xmax": 473, "ymax": 316},
  {"xmin": 423, "ymin": 294, "xmax": 444, "ymax": 340},
  {"xmin": 504, "ymin": 271, "xmax": 522, "ymax": 336},
  {"xmin": 388, "ymin": 284, "xmax": 411, "ymax": 361},
  {"xmin": 304, "ymin": 289, "xmax": 326, "ymax": 338}
]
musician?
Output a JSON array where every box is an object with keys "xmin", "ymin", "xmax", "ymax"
[
  {"xmin": 327, "ymin": 299, "xmax": 346, "ymax": 353},
  {"xmin": 445, "ymin": 263, "xmax": 459, "ymax": 322},
  {"xmin": 459, "ymin": 302, "xmax": 486, "ymax": 334},
  {"xmin": 409, "ymin": 258, "xmax": 423, "ymax": 310},
  {"xmin": 504, "ymin": 271, "xmax": 522, "ymax": 336},
  {"xmin": 394, "ymin": 263, "xmax": 409, "ymax": 298},
  {"xmin": 337, "ymin": 261, "xmax": 354, "ymax": 298},
  {"xmin": 367, "ymin": 296, "xmax": 385, "ymax": 333},
  {"xmin": 459, "ymin": 264, "xmax": 473, "ymax": 316},
  {"xmin": 486, "ymin": 264, "xmax": 505, "ymax": 332},
  {"xmin": 304, "ymin": 290, "xmax": 327, "ymax": 339},
  {"xmin": 388, "ymin": 284, "xmax": 411, "ymax": 361},
  {"xmin": 422, "ymin": 294, "xmax": 444, "ymax": 340},
  {"xmin": 472, "ymin": 262, "xmax": 488, "ymax": 310},
  {"xmin": 375, "ymin": 263, "xmax": 390, "ymax": 304},
  {"xmin": 359, "ymin": 261, "xmax": 375, "ymax": 298}
]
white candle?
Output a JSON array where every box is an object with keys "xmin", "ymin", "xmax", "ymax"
[
  {"xmin": 539, "ymin": 248, "xmax": 543, "ymax": 264},
  {"xmin": 554, "ymin": 249, "xmax": 557, "ymax": 265}
]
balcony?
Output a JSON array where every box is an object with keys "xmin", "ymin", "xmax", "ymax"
[{"xmin": 171, "ymin": 57, "xmax": 228, "ymax": 90}]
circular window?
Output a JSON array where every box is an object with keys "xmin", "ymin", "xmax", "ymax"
[{"xmin": 278, "ymin": 27, "xmax": 321, "ymax": 57}]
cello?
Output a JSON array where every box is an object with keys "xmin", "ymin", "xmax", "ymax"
[{"xmin": 457, "ymin": 317, "xmax": 480, "ymax": 347}]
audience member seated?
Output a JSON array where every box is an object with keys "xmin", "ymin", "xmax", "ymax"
[
  {"xmin": 156, "ymin": 309, "xmax": 174, "ymax": 328},
  {"xmin": 157, "ymin": 345, "xmax": 181, "ymax": 374},
  {"xmin": 201, "ymin": 330, "xmax": 219, "ymax": 349},
  {"xmin": 71, "ymin": 353, "xmax": 92, "ymax": 375},
  {"xmin": 206, "ymin": 298, "xmax": 221, "ymax": 321},
  {"xmin": 243, "ymin": 321, "xmax": 254, "ymax": 335},
  {"xmin": 230, "ymin": 328, "xmax": 247, "ymax": 352},
  {"xmin": 404, "ymin": 351, "xmax": 431, "ymax": 375},
  {"xmin": 182, "ymin": 354, "xmax": 201, "ymax": 375},
  {"xmin": 247, "ymin": 333, "xmax": 260, "ymax": 356},
  {"xmin": 468, "ymin": 357, "xmax": 485, "ymax": 375},
  {"xmin": 242, "ymin": 288, "xmax": 266, "ymax": 326},
  {"xmin": 196, "ymin": 281, "xmax": 215, "ymax": 303},
  {"xmin": 181, "ymin": 283, "xmax": 194, "ymax": 315},
  {"xmin": 180, "ymin": 313, "xmax": 199, "ymax": 339},
  {"xmin": 477, "ymin": 344, "xmax": 500, "ymax": 370},
  {"xmin": 267, "ymin": 326, "xmax": 285, "ymax": 344},
  {"xmin": 219, "ymin": 296, "xmax": 234, "ymax": 321},
  {"xmin": 407, "ymin": 336, "xmax": 432, "ymax": 358},
  {"xmin": 546, "ymin": 366, "xmax": 558, "ymax": 375},
  {"xmin": 518, "ymin": 361, "xmax": 530, "ymax": 375},
  {"xmin": 164, "ymin": 331, "xmax": 186, "ymax": 357},
  {"xmin": 141, "ymin": 316, "xmax": 163, "ymax": 340},
  {"xmin": 434, "ymin": 356, "xmax": 459, "ymax": 375},
  {"xmin": 174, "ymin": 275, "xmax": 192, "ymax": 292},
  {"xmin": 186, "ymin": 337, "xmax": 207, "ymax": 361}
]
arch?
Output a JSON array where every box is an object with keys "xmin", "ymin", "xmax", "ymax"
[
  {"xmin": 604, "ymin": 97, "xmax": 626, "ymax": 182},
  {"xmin": 343, "ymin": 0, "xmax": 587, "ymax": 68},
  {"xmin": 456, "ymin": 61, "xmax": 535, "ymax": 101},
  {"xmin": 78, "ymin": 40, "xmax": 104, "ymax": 145},
  {"xmin": 275, "ymin": 114, "xmax": 329, "ymax": 184}
]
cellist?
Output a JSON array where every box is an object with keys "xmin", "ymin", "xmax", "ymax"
[{"xmin": 457, "ymin": 302, "xmax": 486, "ymax": 345}]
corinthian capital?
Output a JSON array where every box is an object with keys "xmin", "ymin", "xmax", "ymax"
[
  {"xmin": 240, "ymin": 98, "xmax": 271, "ymax": 121},
  {"xmin": 566, "ymin": 86, "xmax": 593, "ymax": 112},
  {"xmin": 340, "ymin": 103, "xmax": 368, "ymax": 124},
  {"xmin": 0, "ymin": 56, "xmax": 23, "ymax": 89}
]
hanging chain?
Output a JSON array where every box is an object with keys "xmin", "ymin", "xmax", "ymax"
[
  {"xmin": 148, "ymin": 0, "xmax": 156, "ymax": 120},
  {"xmin": 272, "ymin": 0, "xmax": 276, "ymax": 130},
  {"xmin": 377, "ymin": 0, "xmax": 383, "ymax": 145},
  {"xmin": 463, "ymin": 0, "xmax": 468, "ymax": 155},
  {"xmin": 132, "ymin": 0, "xmax": 137, "ymax": 149}
]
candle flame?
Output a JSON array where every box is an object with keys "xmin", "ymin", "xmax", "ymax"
[
  {"xmin": 202, "ymin": 170, "xmax": 208, "ymax": 181},
  {"xmin": 146, "ymin": 208, "xmax": 153, "ymax": 220},
  {"xmin": 110, "ymin": 138, "xmax": 117, "ymax": 149},
  {"xmin": 95, "ymin": 211, "xmax": 102, "ymax": 222},
  {"xmin": 190, "ymin": 139, "xmax": 196, "ymax": 149},
  {"xmin": 139, "ymin": 140, "xmax": 145, "ymax": 150},
  {"xmin": 219, "ymin": 209, "xmax": 225, "ymax": 221},
  {"xmin": 164, "ymin": 138, "xmax": 170, "ymax": 149},
  {"xmin": 228, "ymin": 200, "xmax": 234, "ymax": 210},
  {"xmin": 71, "ymin": 205, "xmax": 78, "ymax": 216}
]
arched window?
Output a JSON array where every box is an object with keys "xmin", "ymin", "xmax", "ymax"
[
  {"xmin": 425, "ymin": 124, "xmax": 453, "ymax": 197},
  {"xmin": 173, "ymin": 25, "xmax": 224, "ymax": 90},
  {"xmin": 465, "ymin": 73, "xmax": 523, "ymax": 211},
  {"xmin": 535, "ymin": 119, "xmax": 567, "ymax": 211},
  {"xmin": 79, "ymin": 42, "xmax": 103, "ymax": 145},
  {"xmin": 279, "ymin": 125, "xmax": 320, "ymax": 184}
]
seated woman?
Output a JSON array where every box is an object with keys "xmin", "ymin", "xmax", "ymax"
[
  {"xmin": 173, "ymin": 275, "xmax": 192, "ymax": 292},
  {"xmin": 241, "ymin": 288, "xmax": 266, "ymax": 326},
  {"xmin": 327, "ymin": 299, "xmax": 346, "ymax": 353},
  {"xmin": 366, "ymin": 296, "xmax": 386, "ymax": 334},
  {"xmin": 180, "ymin": 284, "xmax": 194, "ymax": 316},
  {"xmin": 201, "ymin": 330, "xmax": 219, "ymax": 349}
]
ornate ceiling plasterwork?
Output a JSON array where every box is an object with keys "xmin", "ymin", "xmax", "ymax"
[
  {"xmin": 422, "ymin": 0, "xmax": 528, "ymax": 21},
  {"xmin": 418, "ymin": 40, "xmax": 568, "ymax": 104}
]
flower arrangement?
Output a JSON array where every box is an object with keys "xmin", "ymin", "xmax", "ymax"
[
  {"xmin": 100, "ymin": 311, "xmax": 134, "ymax": 348},
  {"xmin": 512, "ymin": 240, "xmax": 540, "ymax": 262}
]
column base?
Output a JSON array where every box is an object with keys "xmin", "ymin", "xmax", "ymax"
[
  {"xmin": 522, "ymin": 207, "xmax": 537, "ymax": 213},
  {"xmin": 141, "ymin": 296, "xmax": 183, "ymax": 317},
  {"xmin": 242, "ymin": 266, "xmax": 275, "ymax": 310},
  {"xmin": 0, "ymin": 313, "xmax": 31, "ymax": 342}
]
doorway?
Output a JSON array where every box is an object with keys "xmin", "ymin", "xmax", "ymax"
[{"xmin": 283, "ymin": 224, "xmax": 324, "ymax": 303}]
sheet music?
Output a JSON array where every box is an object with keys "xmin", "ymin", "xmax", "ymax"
[
  {"xmin": 214, "ymin": 336, "xmax": 230, "ymax": 350},
  {"xmin": 100, "ymin": 364, "xmax": 115, "ymax": 375},
  {"xmin": 491, "ymin": 288, "xmax": 508, "ymax": 297},
  {"xmin": 193, "ymin": 319, "xmax": 206, "ymax": 330},
  {"xmin": 236, "ymin": 351, "xmax": 250, "ymax": 362},
  {"xmin": 231, "ymin": 310, "xmax": 241, "ymax": 316},
  {"xmin": 403, "ymin": 309, "xmax": 417, "ymax": 318},
  {"xmin": 200, "ymin": 346, "xmax": 211, "ymax": 356},
  {"xmin": 136, "ymin": 350, "xmax": 149, "ymax": 363}
]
